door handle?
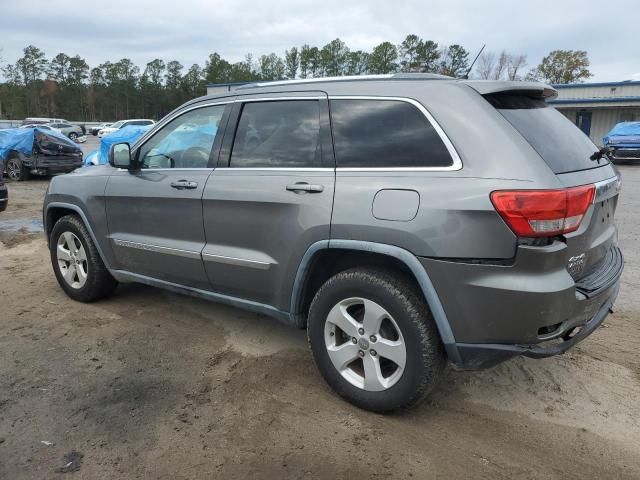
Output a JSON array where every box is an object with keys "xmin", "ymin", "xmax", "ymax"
[
  {"xmin": 286, "ymin": 182, "xmax": 324, "ymax": 193},
  {"xmin": 170, "ymin": 180, "xmax": 198, "ymax": 190}
]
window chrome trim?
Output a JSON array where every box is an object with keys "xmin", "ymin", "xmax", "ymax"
[
  {"xmin": 202, "ymin": 252, "xmax": 272, "ymax": 270},
  {"xmin": 594, "ymin": 175, "xmax": 621, "ymax": 203},
  {"xmin": 112, "ymin": 239, "xmax": 201, "ymax": 260},
  {"xmin": 327, "ymin": 95, "xmax": 463, "ymax": 172},
  {"xmin": 220, "ymin": 167, "xmax": 333, "ymax": 172},
  {"xmin": 137, "ymin": 167, "xmax": 215, "ymax": 172},
  {"xmin": 238, "ymin": 96, "xmax": 325, "ymax": 102}
]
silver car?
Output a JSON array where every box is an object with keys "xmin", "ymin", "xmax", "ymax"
[
  {"xmin": 43, "ymin": 74, "xmax": 623, "ymax": 412},
  {"xmin": 47, "ymin": 122, "xmax": 84, "ymax": 142}
]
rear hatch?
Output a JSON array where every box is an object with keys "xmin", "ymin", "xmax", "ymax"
[{"xmin": 472, "ymin": 82, "xmax": 621, "ymax": 289}]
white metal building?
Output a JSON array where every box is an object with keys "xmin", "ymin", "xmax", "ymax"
[{"xmin": 549, "ymin": 81, "xmax": 640, "ymax": 146}]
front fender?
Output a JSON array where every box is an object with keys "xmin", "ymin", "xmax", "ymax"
[{"xmin": 44, "ymin": 172, "xmax": 115, "ymax": 269}]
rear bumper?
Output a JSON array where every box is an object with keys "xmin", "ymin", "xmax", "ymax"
[
  {"xmin": 453, "ymin": 282, "xmax": 619, "ymax": 369},
  {"xmin": 420, "ymin": 242, "xmax": 623, "ymax": 369}
]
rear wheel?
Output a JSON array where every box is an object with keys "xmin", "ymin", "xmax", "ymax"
[
  {"xmin": 50, "ymin": 214, "xmax": 117, "ymax": 302},
  {"xmin": 307, "ymin": 268, "xmax": 445, "ymax": 412}
]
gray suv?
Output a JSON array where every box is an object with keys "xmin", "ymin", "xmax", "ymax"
[{"xmin": 44, "ymin": 74, "xmax": 623, "ymax": 412}]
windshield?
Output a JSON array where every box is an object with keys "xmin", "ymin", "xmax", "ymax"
[
  {"xmin": 485, "ymin": 93, "xmax": 608, "ymax": 174},
  {"xmin": 111, "ymin": 121, "xmax": 125, "ymax": 128}
]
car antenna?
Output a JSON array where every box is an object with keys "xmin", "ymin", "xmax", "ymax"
[{"xmin": 462, "ymin": 44, "xmax": 486, "ymax": 80}]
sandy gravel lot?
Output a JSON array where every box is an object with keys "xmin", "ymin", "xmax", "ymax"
[{"xmin": 1, "ymin": 159, "xmax": 639, "ymax": 479}]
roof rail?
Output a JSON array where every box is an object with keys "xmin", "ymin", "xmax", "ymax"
[{"xmin": 236, "ymin": 72, "xmax": 452, "ymax": 90}]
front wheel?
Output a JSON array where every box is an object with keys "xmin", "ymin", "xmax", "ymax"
[
  {"xmin": 69, "ymin": 132, "xmax": 78, "ymax": 142},
  {"xmin": 5, "ymin": 157, "xmax": 29, "ymax": 181},
  {"xmin": 50, "ymin": 214, "xmax": 117, "ymax": 302},
  {"xmin": 307, "ymin": 268, "xmax": 445, "ymax": 412}
]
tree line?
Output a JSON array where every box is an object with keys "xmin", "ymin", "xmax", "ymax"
[{"xmin": 0, "ymin": 36, "xmax": 593, "ymax": 122}]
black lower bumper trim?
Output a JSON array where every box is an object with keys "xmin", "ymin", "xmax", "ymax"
[
  {"xmin": 453, "ymin": 284, "xmax": 619, "ymax": 370},
  {"xmin": 576, "ymin": 246, "xmax": 624, "ymax": 298}
]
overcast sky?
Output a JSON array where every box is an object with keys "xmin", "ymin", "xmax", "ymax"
[{"xmin": 1, "ymin": 0, "xmax": 638, "ymax": 82}]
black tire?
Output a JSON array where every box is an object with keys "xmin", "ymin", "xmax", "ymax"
[
  {"xmin": 5, "ymin": 156, "xmax": 30, "ymax": 181},
  {"xmin": 49, "ymin": 214, "xmax": 117, "ymax": 302},
  {"xmin": 69, "ymin": 132, "xmax": 78, "ymax": 142},
  {"xmin": 307, "ymin": 268, "xmax": 445, "ymax": 412}
]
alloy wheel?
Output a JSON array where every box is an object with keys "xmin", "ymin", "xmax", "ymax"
[
  {"xmin": 324, "ymin": 297, "xmax": 406, "ymax": 392},
  {"xmin": 6, "ymin": 160, "xmax": 21, "ymax": 180},
  {"xmin": 56, "ymin": 232, "xmax": 88, "ymax": 289}
]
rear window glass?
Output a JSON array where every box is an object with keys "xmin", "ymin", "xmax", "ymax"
[
  {"xmin": 230, "ymin": 100, "xmax": 322, "ymax": 168},
  {"xmin": 485, "ymin": 93, "xmax": 607, "ymax": 174},
  {"xmin": 330, "ymin": 99, "xmax": 453, "ymax": 168}
]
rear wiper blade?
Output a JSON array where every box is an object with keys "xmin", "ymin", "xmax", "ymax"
[{"xmin": 590, "ymin": 147, "xmax": 611, "ymax": 163}]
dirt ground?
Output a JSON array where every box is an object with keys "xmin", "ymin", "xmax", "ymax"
[{"xmin": 1, "ymin": 158, "xmax": 639, "ymax": 479}]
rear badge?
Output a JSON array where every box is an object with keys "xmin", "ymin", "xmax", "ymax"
[{"xmin": 568, "ymin": 253, "xmax": 587, "ymax": 278}]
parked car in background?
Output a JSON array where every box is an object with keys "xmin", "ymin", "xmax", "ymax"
[
  {"xmin": 21, "ymin": 117, "xmax": 66, "ymax": 126},
  {"xmin": 603, "ymin": 121, "xmax": 640, "ymax": 162},
  {"xmin": 43, "ymin": 74, "xmax": 622, "ymax": 412},
  {"xmin": 89, "ymin": 123, "xmax": 113, "ymax": 136},
  {"xmin": 21, "ymin": 118, "xmax": 86, "ymax": 136},
  {"xmin": 98, "ymin": 119, "xmax": 155, "ymax": 138},
  {"xmin": 20, "ymin": 124, "xmax": 53, "ymax": 130},
  {"xmin": 47, "ymin": 122, "xmax": 85, "ymax": 142},
  {"xmin": 0, "ymin": 172, "xmax": 7, "ymax": 212},
  {"xmin": 2, "ymin": 128, "xmax": 83, "ymax": 181}
]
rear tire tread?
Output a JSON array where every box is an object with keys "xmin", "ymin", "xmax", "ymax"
[{"xmin": 307, "ymin": 267, "xmax": 445, "ymax": 412}]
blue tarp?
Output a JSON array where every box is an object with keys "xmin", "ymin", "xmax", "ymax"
[
  {"xmin": 85, "ymin": 125, "xmax": 152, "ymax": 165},
  {"xmin": 603, "ymin": 122, "xmax": 640, "ymax": 147},
  {"xmin": 0, "ymin": 127, "xmax": 74, "ymax": 164}
]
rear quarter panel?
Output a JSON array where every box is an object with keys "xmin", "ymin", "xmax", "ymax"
[{"xmin": 329, "ymin": 82, "xmax": 564, "ymax": 259}]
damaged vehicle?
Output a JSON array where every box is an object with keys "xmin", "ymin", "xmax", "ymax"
[
  {"xmin": 44, "ymin": 74, "xmax": 623, "ymax": 412},
  {"xmin": 603, "ymin": 121, "xmax": 640, "ymax": 162},
  {"xmin": 1, "ymin": 127, "xmax": 83, "ymax": 181}
]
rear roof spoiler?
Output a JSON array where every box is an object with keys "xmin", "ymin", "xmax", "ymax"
[{"xmin": 461, "ymin": 80, "xmax": 558, "ymax": 100}]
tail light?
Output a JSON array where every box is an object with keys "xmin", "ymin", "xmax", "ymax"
[{"xmin": 490, "ymin": 184, "xmax": 595, "ymax": 237}]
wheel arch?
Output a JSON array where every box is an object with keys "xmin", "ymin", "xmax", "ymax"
[
  {"xmin": 45, "ymin": 202, "xmax": 110, "ymax": 268},
  {"xmin": 291, "ymin": 239, "xmax": 461, "ymax": 364}
]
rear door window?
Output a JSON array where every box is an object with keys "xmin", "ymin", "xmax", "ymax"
[
  {"xmin": 329, "ymin": 99, "xmax": 453, "ymax": 168},
  {"xmin": 230, "ymin": 100, "xmax": 322, "ymax": 168},
  {"xmin": 485, "ymin": 93, "xmax": 608, "ymax": 174}
]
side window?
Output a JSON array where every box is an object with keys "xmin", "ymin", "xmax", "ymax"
[
  {"xmin": 330, "ymin": 99, "xmax": 453, "ymax": 168},
  {"xmin": 230, "ymin": 100, "xmax": 321, "ymax": 168},
  {"xmin": 137, "ymin": 105, "xmax": 225, "ymax": 169}
]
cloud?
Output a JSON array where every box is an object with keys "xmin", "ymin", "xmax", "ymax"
[{"xmin": 0, "ymin": 0, "xmax": 638, "ymax": 81}]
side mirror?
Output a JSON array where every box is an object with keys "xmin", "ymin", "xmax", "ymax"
[{"xmin": 109, "ymin": 142, "xmax": 132, "ymax": 169}]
